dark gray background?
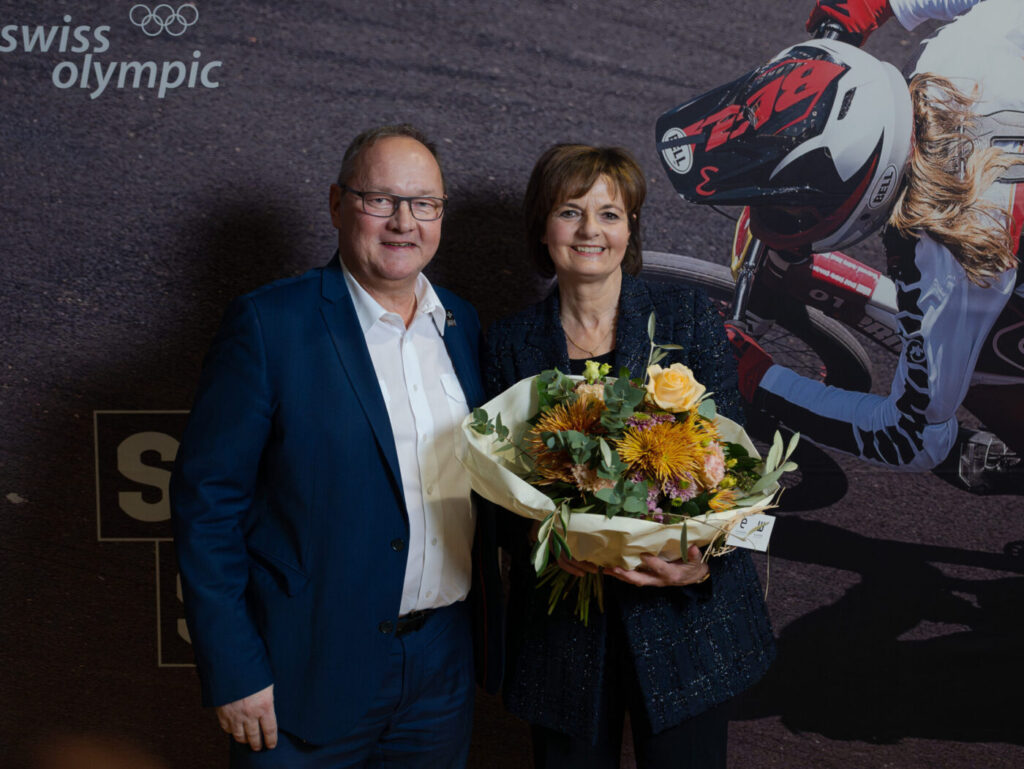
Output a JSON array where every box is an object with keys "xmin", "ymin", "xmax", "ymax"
[{"xmin": 2, "ymin": 1, "xmax": 1021, "ymax": 767}]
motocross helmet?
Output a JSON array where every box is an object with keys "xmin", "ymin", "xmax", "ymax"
[{"xmin": 655, "ymin": 39, "xmax": 913, "ymax": 252}]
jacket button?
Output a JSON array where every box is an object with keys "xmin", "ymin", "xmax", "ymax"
[
  {"xmin": 390, "ymin": 538, "xmax": 406, "ymax": 552},
  {"xmin": 378, "ymin": 621, "xmax": 394, "ymax": 634}
]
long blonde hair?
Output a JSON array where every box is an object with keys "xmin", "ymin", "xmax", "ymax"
[{"xmin": 888, "ymin": 73, "xmax": 1021, "ymax": 286}]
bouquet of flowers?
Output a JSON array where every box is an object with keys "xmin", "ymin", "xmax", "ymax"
[{"xmin": 463, "ymin": 314, "xmax": 798, "ymax": 623}]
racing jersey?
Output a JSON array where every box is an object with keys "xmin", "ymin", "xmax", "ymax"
[{"xmin": 758, "ymin": 0, "xmax": 1024, "ymax": 469}]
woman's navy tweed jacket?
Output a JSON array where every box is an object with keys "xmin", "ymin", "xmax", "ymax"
[{"xmin": 483, "ymin": 271, "xmax": 776, "ymax": 742}]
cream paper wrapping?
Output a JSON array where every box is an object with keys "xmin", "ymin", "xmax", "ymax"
[{"xmin": 461, "ymin": 376, "xmax": 779, "ymax": 570}]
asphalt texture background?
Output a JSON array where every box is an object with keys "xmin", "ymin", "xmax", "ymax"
[{"xmin": 1, "ymin": 1, "xmax": 1021, "ymax": 767}]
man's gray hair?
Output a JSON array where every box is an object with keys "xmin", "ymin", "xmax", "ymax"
[{"xmin": 336, "ymin": 123, "xmax": 445, "ymax": 190}]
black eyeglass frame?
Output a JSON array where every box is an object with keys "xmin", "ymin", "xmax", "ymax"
[{"xmin": 339, "ymin": 184, "xmax": 447, "ymax": 221}]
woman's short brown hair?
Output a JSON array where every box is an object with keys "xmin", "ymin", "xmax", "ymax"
[{"xmin": 523, "ymin": 144, "xmax": 647, "ymax": 278}]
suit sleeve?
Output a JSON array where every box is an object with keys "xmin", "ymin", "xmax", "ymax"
[{"xmin": 171, "ymin": 296, "xmax": 275, "ymax": 707}]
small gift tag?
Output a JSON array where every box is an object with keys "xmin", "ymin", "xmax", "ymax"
[{"xmin": 725, "ymin": 513, "xmax": 776, "ymax": 552}]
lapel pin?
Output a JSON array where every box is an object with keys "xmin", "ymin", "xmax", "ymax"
[{"xmin": 446, "ymin": 310, "xmax": 457, "ymax": 327}]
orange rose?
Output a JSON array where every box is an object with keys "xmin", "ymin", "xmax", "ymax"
[{"xmin": 645, "ymin": 363, "xmax": 705, "ymax": 412}]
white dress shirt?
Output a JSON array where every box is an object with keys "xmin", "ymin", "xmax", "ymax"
[{"xmin": 343, "ymin": 265, "xmax": 475, "ymax": 615}]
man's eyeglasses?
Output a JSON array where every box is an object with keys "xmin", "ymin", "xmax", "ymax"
[{"xmin": 340, "ymin": 185, "xmax": 447, "ymax": 221}]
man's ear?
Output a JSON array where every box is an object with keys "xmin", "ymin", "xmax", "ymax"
[{"xmin": 329, "ymin": 184, "xmax": 343, "ymax": 228}]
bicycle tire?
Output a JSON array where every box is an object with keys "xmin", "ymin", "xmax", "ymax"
[
  {"xmin": 642, "ymin": 251, "xmax": 874, "ymax": 392},
  {"xmin": 641, "ymin": 251, "xmax": 875, "ymax": 510}
]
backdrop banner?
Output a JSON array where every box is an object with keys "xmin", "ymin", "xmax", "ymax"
[{"xmin": 3, "ymin": 3, "xmax": 1021, "ymax": 768}]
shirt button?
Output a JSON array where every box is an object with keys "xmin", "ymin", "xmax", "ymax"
[
  {"xmin": 412, "ymin": 384, "xmax": 419, "ymax": 392},
  {"xmin": 431, "ymin": 537, "xmax": 438, "ymax": 546},
  {"xmin": 426, "ymin": 591, "xmax": 433, "ymax": 598},
  {"xmin": 426, "ymin": 485, "xmax": 434, "ymax": 495},
  {"xmin": 390, "ymin": 538, "xmax": 406, "ymax": 552},
  {"xmin": 378, "ymin": 621, "xmax": 394, "ymax": 634}
]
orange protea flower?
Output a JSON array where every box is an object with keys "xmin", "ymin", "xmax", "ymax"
[
  {"xmin": 526, "ymin": 397, "xmax": 606, "ymax": 485},
  {"xmin": 616, "ymin": 414, "xmax": 704, "ymax": 482}
]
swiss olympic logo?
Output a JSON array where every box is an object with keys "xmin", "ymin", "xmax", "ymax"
[{"xmin": 129, "ymin": 4, "xmax": 199, "ymax": 37}]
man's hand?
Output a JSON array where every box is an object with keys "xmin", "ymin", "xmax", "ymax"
[
  {"xmin": 724, "ymin": 322, "xmax": 773, "ymax": 403},
  {"xmin": 216, "ymin": 684, "xmax": 278, "ymax": 751},
  {"xmin": 806, "ymin": 0, "xmax": 894, "ymax": 45},
  {"xmin": 606, "ymin": 547, "xmax": 710, "ymax": 587}
]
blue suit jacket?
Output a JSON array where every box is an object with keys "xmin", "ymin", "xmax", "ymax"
[{"xmin": 171, "ymin": 255, "xmax": 499, "ymax": 745}]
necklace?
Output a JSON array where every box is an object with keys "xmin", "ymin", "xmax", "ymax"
[{"xmin": 562, "ymin": 316, "xmax": 615, "ymax": 358}]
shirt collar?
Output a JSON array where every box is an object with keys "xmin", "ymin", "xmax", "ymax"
[{"xmin": 342, "ymin": 262, "xmax": 448, "ymax": 336}]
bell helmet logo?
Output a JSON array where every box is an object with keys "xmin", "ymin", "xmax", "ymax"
[
  {"xmin": 868, "ymin": 164, "xmax": 898, "ymax": 209},
  {"xmin": 661, "ymin": 126, "xmax": 693, "ymax": 175},
  {"xmin": 129, "ymin": 4, "xmax": 199, "ymax": 37}
]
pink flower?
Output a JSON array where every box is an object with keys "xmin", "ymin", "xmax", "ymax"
[
  {"xmin": 571, "ymin": 464, "xmax": 615, "ymax": 493},
  {"xmin": 701, "ymin": 442, "xmax": 726, "ymax": 488},
  {"xmin": 663, "ymin": 474, "xmax": 698, "ymax": 503},
  {"xmin": 574, "ymin": 382, "xmax": 606, "ymax": 403}
]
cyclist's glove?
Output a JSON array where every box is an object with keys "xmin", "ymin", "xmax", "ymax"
[
  {"xmin": 805, "ymin": 0, "xmax": 894, "ymax": 46},
  {"xmin": 725, "ymin": 322, "xmax": 774, "ymax": 403}
]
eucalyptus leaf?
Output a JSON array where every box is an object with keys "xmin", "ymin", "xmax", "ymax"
[
  {"xmin": 647, "ymin": 312, "xmax": 656, "ymax": 341},
  {"xmin": 622, "ymin": 495, "xmax": 646, "ymax": 513},
  {"xmin": 697, "ymin": 398, "xmax": 717, "ymax": 420}
]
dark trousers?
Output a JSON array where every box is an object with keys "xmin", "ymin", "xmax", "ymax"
[
  {"xmin": 531, "ymin": 606, "xmax": 730, "ymax": 769},
  {"xmin": 230, "ymin": 601, "xmax": 474, "ymax": 769},
  {"xmin": 531, "ymin": 704, "xmax": 729, "ymax": 769}
]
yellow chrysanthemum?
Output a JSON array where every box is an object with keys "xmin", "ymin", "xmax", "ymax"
[
  {"xmin": 617, "ymin": 412, "xmax": 723, "ymax": 483},
  {"xmin": 527, "ymin": 397, "xmax": 606, "ymax": 485},
  {"xmin": 616, "ymin": 418, "xmax": 696, "ymax": 482}
]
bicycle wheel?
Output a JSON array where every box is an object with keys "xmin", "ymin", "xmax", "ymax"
[
  {"xmin": 642, "ymin": 251, "xmax": 874, "ymax": 392},
  {"xmin": 641, "ymin": 251, "xmax": 874, "ymax": 510}
]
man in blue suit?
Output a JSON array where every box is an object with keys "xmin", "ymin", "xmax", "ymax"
[{"xmin": 171, "ymin": 124, "xmax": 496, "ymax": 768}]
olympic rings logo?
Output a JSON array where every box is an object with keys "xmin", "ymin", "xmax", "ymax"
[{"xmin": 129, "ymin": 4, "xmax": 199, "ymax": 37}]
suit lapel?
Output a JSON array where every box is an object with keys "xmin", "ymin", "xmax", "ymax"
[
  {"xmin": 614, "ymin": 272, "xmax": 654, "ymax": 378},
  {"xmin": 531, "ymin": 287, "xmax": 572, "ymax": 374},
  {"xmin": 441, "ymin": 319, "xmax": 484, "ymax": 408},
  {"xmin": 318, "ymin": 256, "xmax": 403, "ymax": 493}
]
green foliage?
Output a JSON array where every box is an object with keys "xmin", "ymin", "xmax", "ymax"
[
  {"xmin": 470, "ymin": 408, "xmax": 510, "ymax": 441},
  {"xmin": 600, "ymin": 376, "xmax": 645, "ymax": 432},
  {"xmin": 536, "ymin": 368, "xmax": 577, "ymax": 411}
]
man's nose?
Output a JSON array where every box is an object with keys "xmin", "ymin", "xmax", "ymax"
[{"xmin": 388, "ymin": 199, "xmax": 416, "ymax": 230}]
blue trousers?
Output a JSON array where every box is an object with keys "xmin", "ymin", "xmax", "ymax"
[{"xmin": 230, "ymin": 601, "xmax": 474, "ymax": 769}]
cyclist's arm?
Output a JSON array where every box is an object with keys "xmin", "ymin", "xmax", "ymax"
[
  {"xmin": 756, "ymin": 235, "xmax": 1016, "ymax": 469},
  {"xmin": 889, "ymin": 0, "xmax": 982, "ymax": 30}
]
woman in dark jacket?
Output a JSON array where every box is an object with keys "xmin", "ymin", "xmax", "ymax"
[{"xmin": 484, "ymin": 144, "xmax": 775, "ymax": 769}]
